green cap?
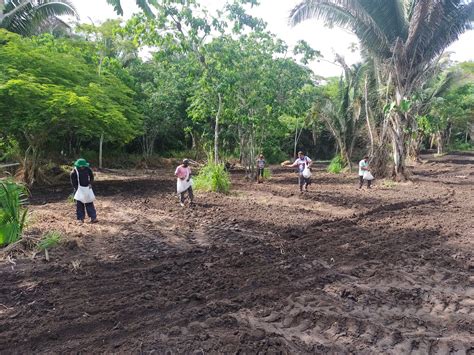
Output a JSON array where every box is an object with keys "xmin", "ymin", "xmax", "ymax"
[{"xmin": 74, "ymin": 158, "xmax": 90, "ymax": 168}]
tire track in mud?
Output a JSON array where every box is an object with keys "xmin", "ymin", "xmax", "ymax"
[{"xmin": 216, "ymin": 181, "xmax": 473, "ymax": 353}]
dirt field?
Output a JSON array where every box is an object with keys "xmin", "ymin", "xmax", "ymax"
[{"xmin": 1, "ymin": 152, "xmax": 473, "ymax": 354}]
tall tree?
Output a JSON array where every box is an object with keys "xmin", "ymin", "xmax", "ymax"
[{"xmin": 290, "ymin": 0, "xmax": 474, "ymax": 178}]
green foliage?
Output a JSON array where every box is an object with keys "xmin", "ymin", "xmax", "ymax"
[
  {"xmin": 0, "ymin": 31, "xmax": 142, "ymax": 150},
  {"xmin": 450, "ymin": 141, "xmax": 473, "ymax": 152},
  {"xmin": 262, "ymin": 168, "xmax": 272, "ymax": 180},
  {"xmin": 0, "ymin": 0, "xmax": 77, "ymax": 36},
  {"xmin": 194, "ymin": 162, "xmax": 231, "ymax": 194},
  {"xmin": 327, "ymin": 155, "xmax": 345, "ymax": 174},
  {"xmin": 0, "ymin": 179, "xmax": 28, "ymax": 247},
  {"xmin": 0, "ymin": 136, "xmax": 20, "ymax": 163},
  {"xmin": 38, "ymin": 231, "xmax": 62, "ymax": 251}
]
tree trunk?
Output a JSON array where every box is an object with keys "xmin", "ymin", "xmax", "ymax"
[
  {"xmin": 391, "ymin": 129, "xmax": 406, "ymax": 179},
  {"xmin": 364, "ymin": 76, "xmax": 375, "ymax": 157},
  {"xmin": 293, "ymin": 118, "xmax": 299, "ymax": 159},
  {"xmin": 214, "ymin": 93, "xmax": 222, "ymax": 164},
  {"xmin": 312, "ymin": 123, "xmax": 318, "ymax": 146},
  {"xmin": 436, "ymin": 132, "xmax": 444, "ymax": 155},
  {"xmin": 99, "ymin": 133, "xmax": 104, "ymax": 170}
]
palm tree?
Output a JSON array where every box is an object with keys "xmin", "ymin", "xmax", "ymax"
[
  {"xmin": 290, "ymin": 0, "xmax": 474, "ymax": 178},
  {"xmin": 0, "ymin": 0, "xmax": 76, "ymax": 36},
  {"xmin": 320, "ymin": 56, "xmax": 365, "ymax": 171}
]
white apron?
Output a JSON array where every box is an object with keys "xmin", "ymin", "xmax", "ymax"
[
  {"xmin": 73, "ymin": 168, "xmax": 96, "ymax": 203},
  {"xmin": 177, "ymin": 169, "xmax": 193, "ymax": 194}
]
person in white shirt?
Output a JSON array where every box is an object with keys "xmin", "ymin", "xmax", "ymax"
[
  {"xmin": 286, "ymin": 151, "xmax": 313, "ymax": 193},
  {"xmin": 256, "ymin": 154, "xmax": 266, "ymax": 184},
  {"xmin": 358, "ymin": 155, "xmax": 372, "ymax": 189}
]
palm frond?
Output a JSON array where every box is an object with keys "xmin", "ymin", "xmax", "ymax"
[
  {"xmin": 289, "ymin": 0, "xmax": 390, "ymax": 56},
  {"xmin": 106, "ymin": 0, "xmax": 155, "ymax": 17},
  {"xmin": 106, "ymin": 0, "xmax": 123, "ymax": 16},
  {"xmin": 421, "ymin": 1, "xmax": 474, "ymax": 62},
  {"xmin": 1, "ymin": 0, "xmax": 77, "ymax": 36},
  {"xmin": 358, "ymin": 0, "xmax": 408, "ymax": 41},
  {"xmin": 136, "ymin": 0, "xmax": 155, "ymax": 17}
]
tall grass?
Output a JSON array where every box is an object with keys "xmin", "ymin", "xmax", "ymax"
[
  {"xmin": 262, "ymin": 168, "xmax": 272, "ymax": 180},
  {"xmin": 194, "ymin": 162, "xmax": 231, "ymax": 194},
  {"xmin": 0, "ymin": 179, "xmax": 28, "ymax": 247},
  {"xmin": 327, "ymin": 155, "xmax": 345, "ymax": 174}
]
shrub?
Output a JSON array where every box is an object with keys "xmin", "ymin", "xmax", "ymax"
[
  {"xmin": 327, "ymin": 155, "xmax": 345, "ymax": 174},
  {"xmin": 0, "ymin": 179, "xmax": 28, "ymax": 247},
  {"xmin": 194, "ymin": 162, "xmax": 231, "ymax": 194},
  {"xmin": 263, "ymin": 168, "xmax": 272, "ymax": 180},
  {"xmin": 450, "ymin": 141, "xmax": 473, "ymax": 151}
]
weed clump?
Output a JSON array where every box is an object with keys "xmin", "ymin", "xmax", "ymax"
[
  {"xmin": 194, "ymin": 162, "xmax": 231, "ymax": 194},
  {"xmin": 327, "ymin": 155, "xmax": 345, "ymax": 174}
]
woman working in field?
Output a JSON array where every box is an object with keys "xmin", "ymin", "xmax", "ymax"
[{"xmin": 175, "ymin": 159, "xmax": 194, "ymax": 207}]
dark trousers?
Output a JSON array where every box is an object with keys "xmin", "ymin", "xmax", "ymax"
[
  {"xmin": 298, "ymin": 174, "xmax": 311, "ymax": 191},
  {"xmin": 180, "ymin": 186, "xmax": 194, "ymax": 203},
  {"xmin": 359, "ymin": 175, "xmax": 372, "ymax": 188},
  {"xmin": 77, "ymin": 201, "xmax": 97, "ymax": 221}
]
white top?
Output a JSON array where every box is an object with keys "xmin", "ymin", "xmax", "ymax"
[
  {"xmin": 359, "ymin": 159, "xmax": 368, "ymax": 176},
  {"xmin": 293, "ymin": 156, "xmax": 312, "ymax": 173}
]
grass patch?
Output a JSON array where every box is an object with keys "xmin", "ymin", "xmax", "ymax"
[
  {"xmin": 0, "ymin": 179, "xmax": 28, "ymax": 247},
  {"xmin": 194, "ymin": 162, "xmax": 231, "ymax": 194},
  {"xmin": 327, "ymin": 155, "xmax": 345, "ymax": 174},
  {"xmin": 382, "ymin": 179, "xmax": 396, "ymax": 188}
]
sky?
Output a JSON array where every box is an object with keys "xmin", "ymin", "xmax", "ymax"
[{"xmin": 70, "ymin": 0, "xmax": 474, "ymax": 77}]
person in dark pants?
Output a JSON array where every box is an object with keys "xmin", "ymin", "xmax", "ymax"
[
  {"xmin": 256, "ymin": 154, "xmax": 266, "ymax": 183},
  {"xmin": 175, "ymin": 159, "xmax": 194, "ymax": 207},
  {"xmin": 286, "ymin": 151, "xmax": 313, "ymax": 193},
  {"xmin": 70, "ymin": 158, "xmax": 98, "ymax": 224},
  {"xmin": 358, "ymin": 155, "xmax": 372, "ymax": 189}
]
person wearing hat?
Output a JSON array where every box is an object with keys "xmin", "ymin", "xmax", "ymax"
[
  {"xmin": 70, "ymin": 158, "xmax": 98, "ymax": 224},
  {"xmin": 175, "ymin": 159, "xmax": 194, "ymax": 207}
]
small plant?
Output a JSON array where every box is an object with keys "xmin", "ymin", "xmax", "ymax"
[
  {"xmin": 382, "ymin": 179, "xmax": 396, "ymax": 188},
  {"xmin": 0, "ymin": 179, "xmax": 28, "ymax": 247},
  {"xmin": 38, "ymin": 231, "xmax": 62, "ymax": 261},
  {"xmin": 327, "ymin": 155, "xmax": 345, "ymax": 174},
  {"xmin": 194, "ymin": 162, "xmax": 231, "ymax": 194}
]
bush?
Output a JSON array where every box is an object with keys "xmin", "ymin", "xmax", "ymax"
[
  {"xmin": 449, "ymin": 141, "xmax": 473, "ymax": 151},
  {"xmin": 194, "ymin": 162, "xmax": 231, "ymax": 194},
  {"xmin": 263, "ymin": 168, "xmax": 272, "ymax": 180},
  {"xmin": 0, "ymin": 179, "xmax": 28, "ymax": 247},
  {"xmin": 327, "ymin": 155, "xmax": 345, "ymax": 174}
]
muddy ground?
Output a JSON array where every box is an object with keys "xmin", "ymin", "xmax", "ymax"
[{"xmin": 1, "ymin": 152, "xmax": 473, "ymax": 354}]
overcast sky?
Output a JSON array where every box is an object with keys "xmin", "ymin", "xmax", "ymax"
[{"xmin": 70, "ymin": 0, "xmax": 474, "ymax": 77}]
